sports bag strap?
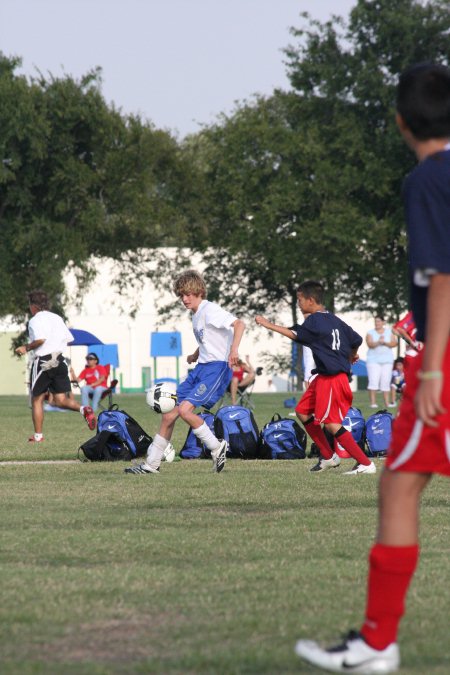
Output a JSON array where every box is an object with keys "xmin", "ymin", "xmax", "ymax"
[
  {"xmin": 271, "ymin": 413, "xmax": 282, "ymax": 422},
  {"xmin": 108, "ymin": 403, "xmax": 119, "ymax": 412},
  {"xmin": 77, "ymin": 430, "xmax": 115, "ymax": 462}
]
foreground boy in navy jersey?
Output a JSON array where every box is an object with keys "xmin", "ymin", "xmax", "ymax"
[
  {"xmin": 295, "ymin": 63, "xmax": 450, "ymax": 673},
  {"xmin": 256, "ymin": 280, "xmax": 375, "ymax": 475}
]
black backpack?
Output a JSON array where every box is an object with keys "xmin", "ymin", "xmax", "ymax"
[{"xmin": 78, "ymin": 407, "xmax": 152, "ymax": 461}]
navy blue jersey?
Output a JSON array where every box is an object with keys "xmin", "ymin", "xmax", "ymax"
[
  {"xmin": 403, "ymin": 148, "xmax": 450, "ymax": 342},
  {"xmin": 292, "ymin": 312, "xmax": 362, "ymax": 375}
]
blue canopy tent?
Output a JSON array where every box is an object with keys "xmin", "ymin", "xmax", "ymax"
[{"xmin": 68, "ymin": 329, "xmax": 104, "ymax": 346}]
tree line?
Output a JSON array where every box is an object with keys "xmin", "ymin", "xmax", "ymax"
[{"xmin": 1, "ymin": 0, "xmax": 449, "ymax": 328}]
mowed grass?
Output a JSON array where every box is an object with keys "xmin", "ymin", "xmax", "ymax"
[{"xmin": 0, "ymin": 393, "xmax": 449, "ymax": 674}]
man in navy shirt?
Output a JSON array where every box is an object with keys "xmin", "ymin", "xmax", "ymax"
[
  {"xmin": 295, "ymin": 63, "xmax": 450, "ymax": 674},
  {"xmin": 256, "ymin": 280, "xmax": 375, "ymax": 474}
]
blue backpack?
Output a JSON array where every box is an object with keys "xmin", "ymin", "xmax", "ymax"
[
  {"xmin": 214, "ymin": 405, "xmax": 259, "ymax": 459},
  {"xmin": 365, "ymin": 410, "xmax": 393, "ymax": 456},
  {"xmin": 179, "ymin": 412, "xmax": 215, "ymax": 459},
  {"xmin": 79, "ymin": 406, "xmax": 152, "ymax": 461},
  {"xmin": 342, "ymin": 406, "xmax": 366, "ymax": 449},
  {"xmin": 258, "ymin": 414, "xmax": 307, "ymax": 459}
]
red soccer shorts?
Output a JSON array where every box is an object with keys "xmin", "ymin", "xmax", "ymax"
[
  {"xmin": 386, "ymin": 340, "xmax": 450, "ymax": 476},
  {"xmin": 295, "ymin": 372, "xmax": 352, "ymax": 425}
]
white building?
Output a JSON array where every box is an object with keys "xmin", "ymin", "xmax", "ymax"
[{"xmin": 1, "ymin": 252, "xmax": 386, "ymax": 396}]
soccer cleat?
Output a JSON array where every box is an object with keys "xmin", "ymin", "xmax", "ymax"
[
  {"xmin": 28, "ymin": 435, "xmax": 44, "ymax": 443},
  {"xmin": 310, "ymin": 452, "xmax": 341, "ymax": 472},
  {"xmin": 295, "ymin": 630, "xmax": 400, "ymax": 673},
  {"xmin": 82, "ymin": 405, "xmax": 97, "ymax": 431},
  {"xmin": 343, "ymin": 461, "xmax": 377, "ymax": 475},
  {"xmin": 212, "ymin": 439, "xmax": 227, "ymax": 473},
  {"xmin": 124, "ymin": 462, "xmax": 160, "ymax": 475}
]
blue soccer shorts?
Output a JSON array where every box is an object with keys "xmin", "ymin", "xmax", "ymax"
[{"xmin": 177, "ymin": 361, "xmax": 232, "ymax": 410}]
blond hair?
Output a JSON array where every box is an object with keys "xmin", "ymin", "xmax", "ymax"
[{"xmin": 173, "ymin": 269, "xmax": 207, "ymax": 298}]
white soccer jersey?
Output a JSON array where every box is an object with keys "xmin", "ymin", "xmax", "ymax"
[
  {"xmin": 192, "ymin": 300, "xmax": 237, "ymax": 363},
  {"xmin": 28, "ymin": 311, "xmax": 74, "ymax": 356}
]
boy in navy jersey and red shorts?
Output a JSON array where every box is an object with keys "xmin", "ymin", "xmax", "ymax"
[
  {"xmin": 256, "ymin": 280, "xmax": 376, "ymax": 475},
  {"xmin": 295, "ymin": 62, "xmax": 450, "ymax": 673}
]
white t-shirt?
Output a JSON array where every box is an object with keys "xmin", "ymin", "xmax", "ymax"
[
  {"xmin": 28, "ymin": 311, "xmax": 73, "ymax": 356},
  {"xmin": 192, "ymin": 300, "xmax": 237, "ymax": 363},
  {"xmin": 366, "ymin": 328, "xmax": 395, "ymax": 364},
  {"xmin": 303, "ymin": 345, "xmax": 315, "ymax": 381}
]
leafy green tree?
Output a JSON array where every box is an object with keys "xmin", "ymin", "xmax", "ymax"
[
  {"xmin": 148, "ymin": 0, "xmax": 449, "ymax": 384},
  {"xmin": 152, "ymin": 0, "xmax": 449, "ymax": 325},
  {"xmin": 0, "ymin": 54, "xmax": 192, "ymax": 323},
  {"xmin": 284, "ymin": 0, "xmax": 450, "ymax": 315}
]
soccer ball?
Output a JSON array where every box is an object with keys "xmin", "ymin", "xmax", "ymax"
[{"xmin": 146, "ymin": 382, "xmax": 178, "ymax": 414}]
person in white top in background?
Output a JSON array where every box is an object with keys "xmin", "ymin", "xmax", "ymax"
[
  {"xmin": 365, "ymin": 315, "xmax": 398, "ymax": 408},
  {"xmin": 15, "ymin": 290, "xmax": 97, "ymax": 442},
  {"xmin": 126, "ymin": 269, "xmax": 245, "ymax": 475},
  {"xmin": 301, "ymin": 312, "xmax": 316, "ymax": 391}
]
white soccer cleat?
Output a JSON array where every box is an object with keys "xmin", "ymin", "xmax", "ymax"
[
  {"xmin": 124, "ymin": 462, "xmax": 160, "ymax": 475},
  {"xmin": 295, "ymin": 631, "xmax": 400, "ymax": 673},
  {"xmin": 211, "ymin": 439, "xmax": 227, "ymax": 473},
  {"xmin": 310, "ymin": 452, "xmax": 341, "ymax": 472},
  {"xmin": 343, "ymin": 461, "xmax": 377, "ymax": 475}
]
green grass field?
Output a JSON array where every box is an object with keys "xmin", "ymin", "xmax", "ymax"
[{"xmin": 0, "ymin": 392, "xmax": 448, "ymax": 674}]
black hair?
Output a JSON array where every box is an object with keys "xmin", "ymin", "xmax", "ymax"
[
  {"xmin": 28, "ymin": 290, "xmax": 50, "ymax": 311},
  {"xmin": 397, "ymin": 62, "xmax": 450, "ymax": 140},
  {"xmin": 297, "ymin": 280, "xmax": 325, "ymax": 305}
]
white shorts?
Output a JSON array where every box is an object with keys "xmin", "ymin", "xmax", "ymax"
[{"xmin": 367, "ymin": 362, "xmax": 393, "ymax": 392}]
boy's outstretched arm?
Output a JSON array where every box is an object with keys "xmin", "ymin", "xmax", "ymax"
[
  {"xmin": 229, "ymin": 319, "xmax": 246, "ymax": 367},
  {"xmin": 415, "ymin": 273, "xmax": 450, "ymax": 426},
  {"xmin": 255, "ymin": 315, "xmax": 296, "ymax": 340}
]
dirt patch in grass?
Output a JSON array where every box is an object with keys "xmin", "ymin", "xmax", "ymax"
[{"xmin": 33, "ymin": 612, "xmax": 186, "ymax": 664}]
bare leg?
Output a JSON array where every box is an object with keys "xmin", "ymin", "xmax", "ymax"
[
  {"xmin": 368, "ymin": 389, "xmax": 377, "ymax": 406},
  {"xmin": 177, "ymin": 400, "xmax": 208, "ymax": 429},
  {"xmin": 382, "ymin": 390, "xmax": 390, "ymax": 408},
  {"xmin": 158, "ymin": 406, "xmax": 180, "ymax": 441},
  {"xmin": 52, "ymin": 392, "xmax": 83, "ymax": 412},
  {"xmin": 377, "ymin": 468, "xmax": 431, "ymax": 545},
  {"xmin": 31, "ymin": 393, "xmax": 46, "ymax": 433},
  {"xmin": 230, "ymin": 377, "xmax": 239, "ymax": 405},
  {"xmin": 239, "ymin": 374, "xmax": 255, "ymax": 389}
]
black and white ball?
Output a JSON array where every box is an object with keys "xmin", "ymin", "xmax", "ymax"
[{"xmin": 146, "ymin": 382, "xmax": 178, "ymax": 414}]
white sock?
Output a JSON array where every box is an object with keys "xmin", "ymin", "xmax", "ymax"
[
  {"xmin": 193, "ymin": 422, "xmax": 220, "ymax": 452},
  {"xmin": 34, "ymin": 433, "xmax": 43, "ymax": 441},
  {"xmin": 147, "ymin": 433, "xmax": 170, "ymax": 470}
]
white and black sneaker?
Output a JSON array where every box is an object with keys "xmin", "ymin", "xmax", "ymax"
[
  {"xmin": 295, "ymin": 630, "xmax": 400, "ymax": 673},
  {"xmin": 310, "ymin": 452, "xmax": 341, "ymax": 472},
  {"xmin": 211, "ymin": 439, "xmax": 227, "ymax": 473},
  {"xmin": 343, "ymin": 461, "xmax": 376, "ymax": 475},
  {"xmin": 124, "ymin": 462, "xmax": 159, "ymax": 475}
]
